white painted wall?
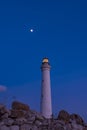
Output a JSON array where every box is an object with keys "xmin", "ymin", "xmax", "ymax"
[{"xmin": 41, "ymin": 63, "xmax": 52, "ymax": 118}]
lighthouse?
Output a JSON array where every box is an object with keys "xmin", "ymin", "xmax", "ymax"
[{"xmin": 40, "ymin": 58, "xmax": 52, "ymax": 119}]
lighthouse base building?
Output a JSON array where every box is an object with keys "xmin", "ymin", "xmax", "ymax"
[{"xmin": 40, "ymin": 58, "xmax": 52, "ymax": 119}]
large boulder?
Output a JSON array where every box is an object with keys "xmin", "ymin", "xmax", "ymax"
[
  {"xmin": 0, "ymin": 125, "xmax": 10, "ymax": 130},
  {"xmin": 83, "ymin": 128, "xmax": 87, "ymax": 130},
  {"xmin": 70, "ymin": 114, "xmax": 84, "ymax": 125},
  {"xmin": 58, "ymin": 110, "xmax": 70, "ymax": 123},
  {"xmin": 54, "ymin": 123, "xmax": 65, "ymax": 130},
  {"xmin": 12, "ymin": 101, "xmax": 30, "ymax": 111},
  {"xmin": 65, "ymin": 123, "xmax": 72, "ymax": 130},
  {"xmin": 31, "ymin": 110, "xmax": 44, "ymax": 121},
  {"xmin": 0, "ymin": 104, "xmax": 9, "ymax": 117},
  {"xmin": 32, "ymin": 125, "xmax": 38, "ymax": 130},
  {"xmin": 10, "ymin": 110, "xmax": 25, "ymax": 119},
  {"xmin": 71, "ymin": 123, "xmax": 83, "ymax": 130},
  {"xmin": 2, "ymin": 118, "xmax": 14, "ymax": 126},
  {"xmin": 14, "ymin": 118, "xmax": 27, "ymax": 125},
  {"xmin": 20, "ymin": 124, "xmax": 32, "ymax": 130},
  {"xmin": 10, "ymin": 125, "xmax": 19, "ymax": 130}
]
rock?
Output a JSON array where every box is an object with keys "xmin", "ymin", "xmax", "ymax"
[
  {"xmin": 70, "ymin": 113, "xmax": 84, "ymax": 125},
  {"xmin": 20, "ymin": 124, "xmax": 32, "ymax": 130},
  {"xmin": 10, "ymin": 125, "xmax": 19, "ymax": 130},
  {"xmin": 0, "ymin": 121, "xmax": 4, "ymax": 126},
  {"xmin": 14, "ymin": 118, "xmax": 27, "ymax": 125},
  {"xmin": 53, "ymin": 119, "xmax": 65, "ymax": 129},
  {"xmin": 71, "ymin": 122, "xmax": 83, "ymax": 130},
  {"xmin": 0, "ymin": 101, "xmax": 86, "ymax": 130},
  {"xmin": 54, "ymin": 123, "xmax": 65, "ymax": 130},
  {"xmin": 83, "ymin": 128, "xmax": 87, "ymax": 130},
  {"xmin": 31, "ymin": 110, "xmax": 44, "ymax": 121},
  {"xmin": 1, "ymin": 113, "xmax": 9, "ymax": 119},
  {"xmin": 83, "ymin": 123, "xmax": 87, "ymax": 127},
  {"xmin": 12, "ymin": 101, "xmax": 30, "ymax": 111},
  {"xmin": 58, "ymin": 110, "xmax": 70, "ymax": 123},
  {"xmin": 0, "ymin": 125, "xmax": 10, "ymax": 130},
  {"xmin": 42, "ymin": 119, "xmax": 49, "ymax": 126},
  {"xmin": 35, "ymin": 120, "xmax": 42, "ymax": 126},
  {"xmin": 3, "ymin": 118, "xmax": 14, "ymax": 126},
  {"xmin": 25, "ymin": 110, "xmax": 36, "ymax": 122},
  {"xmin": 28, "ymin": 115, "xmax": 35, "ymax": 122},
  {"xmin": 10, "ymin": 110, "xmax": 25, "ymax": 118},
  {"xmin": 32, "ymin": 125, "xmax": 38, "ymax": 130},
  {"xmin": 64, "ymin": 123, "xmax": 72, "ymax": 130},
  {"xmin": 54, "ymin": 120, "xmax": 65, "ymax": 126},
  {"xmin": 0, "ymin": 104, "xmax": 8, "ymax": 117}
]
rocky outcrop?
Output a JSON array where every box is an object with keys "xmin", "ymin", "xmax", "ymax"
[
  {"xmin": 58, "ymin": 110, "xmax": 70, "ymax": 123},
  {"xmin": 12, "ymin": 101, "xmax": 30, "ymax": 111},
  {"xmin": 0, "ymin": 101, "xmax": 87, "ymax": 130},
  {"xmin": 70, "ymin": 113, "xmax": 84, "ymax": 125}
]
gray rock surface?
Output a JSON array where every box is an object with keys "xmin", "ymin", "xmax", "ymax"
[
  {"xmin": 70, "ymin": 113, "xmax": 84, "ymax": 125},
  {"xmin": 58, "ymin": 110, "xmax": 70, "ymax": 123},
  {"xmin": 20, "ymin": 124, "xmax": 32, "ymax": 130},
  {"xmin": 0, "ymin": 101, "xmax": 87, "ymax": 130},
  {"xmin": 10, "ymin": 125, "xmax": 19, "ymax": 130},
  {"xmin": 0, "ymin": 125, "xmax": 10, "ymax": 130}
]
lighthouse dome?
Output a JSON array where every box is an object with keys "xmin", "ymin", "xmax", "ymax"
[{"xmin": 42, "ymin": 58, "xmax": 49, "ymax": 63}]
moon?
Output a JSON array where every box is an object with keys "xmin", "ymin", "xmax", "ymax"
[{"xmin": 30, "ymin": 29, "xmax": 34, "ymax": 32}]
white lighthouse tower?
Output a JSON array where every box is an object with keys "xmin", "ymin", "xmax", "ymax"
[{"xmin": 40, "ymin": 58, "xmax": 52, "ymax": 119}]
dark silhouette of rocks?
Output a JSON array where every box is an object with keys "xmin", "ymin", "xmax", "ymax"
[
  {"xmin": 70, "ymin": 114, "xmax": 84, "ymax": 125},
  {"xmin": 0, "ymin": 101, "xmax": 87, "ymax": 130},
  {"xmin": 12, "ymin": 101, "xmax": 30, "ymax": 111},
  {"xmin": 58, "ymin": 110, "xmax": 70, "ymax": 123}
]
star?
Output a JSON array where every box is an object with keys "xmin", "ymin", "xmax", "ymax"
[{"xmin": 30, "ymin": 29, "xmax": 34, "ymax": 32}]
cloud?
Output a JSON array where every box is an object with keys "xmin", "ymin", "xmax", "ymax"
[{"xmin": 0, "ymin": 85, "xmax": 7, "ymax": 92}]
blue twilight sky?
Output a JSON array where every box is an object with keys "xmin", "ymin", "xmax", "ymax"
[{"xmin": 0, "ymin": 0, "xmax": 87, "ymax": 120}]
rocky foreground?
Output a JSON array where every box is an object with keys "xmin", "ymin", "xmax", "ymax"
[{"xmin": 0, "ymin": 101, "xmax": 87, "ymax": 130}]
